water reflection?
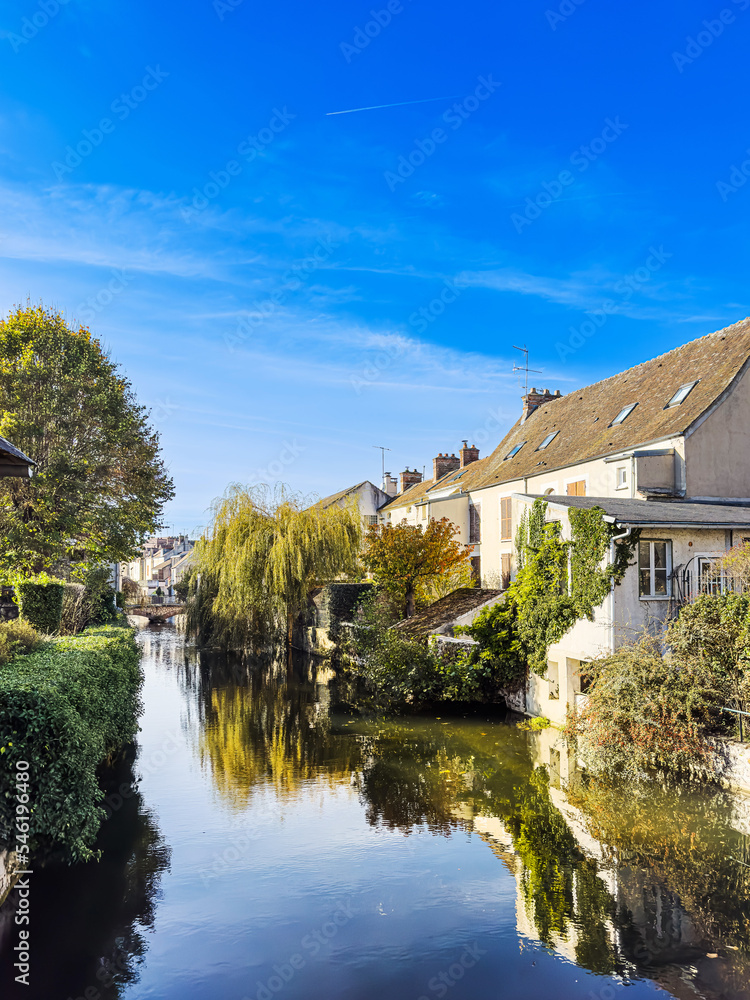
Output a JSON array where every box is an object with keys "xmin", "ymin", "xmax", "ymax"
[
  {"xmin": 0, "ymin": 748, "xmax": 170, "ymax": 999},
  {"xmin": 2, "ymin": 629, "xmax": 749, "ymax": 1000},
  {"xmin": 192, "ymin": 647, "xmax": 750, "ymax": 998}
]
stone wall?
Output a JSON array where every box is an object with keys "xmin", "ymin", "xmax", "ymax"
[{"xmin": 297, "ymin": 583, "xmax": 373, "ymax": 655}]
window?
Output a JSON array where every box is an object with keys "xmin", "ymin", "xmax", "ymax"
[
  {"xmin": 501, "ymin": 553, "xmax": 511, "ymax": 590},
  {"xmin": 547, "ymin": 661, "xmax": 559, "ymax": 700},
  {"xmin": 537, "ymin": 431, "xmax": 559, "ymax": 451},
  {"xmin": 666, "ymin": 380, "xmax": 699, "ymax": 407},
  {"xmin": 610, "ymin": 402, "xmax": 637, "ymax": 426},
  {"xmin": 698, "ymin": 557, "xmax": 725, "ymax": 595},
  {"xmin": 365, "ymin": 515, "xmax": 378, "ymax": 527},
  {"xmin": 616, "ymin": 467, "xmax": 627, "ymax": 488},
  {"xmin": 469, "ymin": 502, "xmax": 482, "ymax": 543},
  {"xmin": 566, "ymin": 480, "xmax": 586, "ymax": 496},
  {"xmin": 504, "ymin": 442, "xmax": 525, "ymax": 460},
  {"xmin": 639, "ymin": 540, "xmax": 671, "ymax": 598},
  {"xmin": 420, "ymin": 504, "xmax": 428, "ymax": 520},
  {"xmin": 500, "ymin": 497, "xmax": 512, "ymax": 539}
]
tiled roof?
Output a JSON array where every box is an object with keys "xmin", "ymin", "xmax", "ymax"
[
  {"xmin": 380, "ymin": 476, "xmax": 436, "ymax": 512},
  {"xmin": 470, "ymin": 317, "xmax": 750, "ymax": 491},
  {"xmin": 522, "ymin": 494, "xmax": 750, "ymax": 528},
  {"xmin": 393, "ymin": 587, "xmax": 503, "ymax": 639}
]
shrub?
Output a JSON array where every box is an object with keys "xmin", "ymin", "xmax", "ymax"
[
  {"xmin": 454, "ymin": 596, "xmax": 526, "ymax": 690},
  {"xmin": 517, "ymin": 716, "xmax": 551, "ymax": 731},
  {"xmin": 15, "ymin": 575, "xmax": 64, "ymax": 633},
  {"xmin": 0, "ymin": 619, "xmax": 43, "ymax": 665},
  {"xmin": 564, "ymin": 633, "xmax": 723, "ymax": 779},
  {"xmin": 60, "ymin": 582, "xmax": 88, "ymax": 635},
  {"xmin": 82, "ymin": 565, "xmax": 118, "ymax": 625},
  {"xmin": 0, "ymin": 625, "xmax": 142, "ymax": 863}
]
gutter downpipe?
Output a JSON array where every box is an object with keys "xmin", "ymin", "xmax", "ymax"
[{"xmin": 609, "ymin": 524, "xmax": 632, "ymax": 655}]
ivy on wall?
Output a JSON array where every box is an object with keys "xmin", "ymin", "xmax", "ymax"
[{"xmin": 466, "ymin": 500, "xmax": 639, "ymax": 680}]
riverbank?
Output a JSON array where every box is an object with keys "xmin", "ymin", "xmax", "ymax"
[{"xmin": 0, "ymin": 625, "xmax": 143, "ymax": 869}]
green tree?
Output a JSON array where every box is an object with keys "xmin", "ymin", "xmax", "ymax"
[
  {"xmin": 188, "ymin": 483, "xmax": 361, "ymax": 648},
  {"xmin": 363, "ymin": 518, "xmax": 469, "ymax": 618},
  {"xmin": 0, "ymin": 304, "xmax": 174, "ymax": 575}
]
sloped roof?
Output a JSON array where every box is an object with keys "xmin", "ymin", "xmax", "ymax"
[
  {"xmin": 317, "ymin": 481, "xmax": 377, "ymax": 509},
  {"xmin": 470, "ymin": 317, "xmax": 750, "ymax": 491},
  {"xmin": 380, "ymin": 476, "xmax": 436, "ymax": 512},
  {"xmin": 522, "ymin": 494, "xmax": 750, "ymax": 528},
  {"xmin": 0, "ymin": 435, "xmax": 35, "ymax": 476},
  {"xmin": 393, "ymin": 587, "xmax": 503, "ymax": 639}
]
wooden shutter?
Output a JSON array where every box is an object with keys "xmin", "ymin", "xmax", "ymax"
[
  {"xmin": 469, "ymin": 502, "xmax": 482, "ymax": 543},
  {"xmin": 500, "ymin": 497, "xmax": 512, "ymax": 539},
  {"xmin": 501, "ymin": 553, "xmax": 511, "ymax": 589},
  {"xmin": 566, "ymin": 480, "xmax": 586, "ymax": 496}
]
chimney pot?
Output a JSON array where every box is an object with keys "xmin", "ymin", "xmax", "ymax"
[
  {"xmin": 459, "ymin": 440, "xmax": 480, "ymax": 468},
  {"xmin": 433, "ymin": 451, "xmax": 461, "ymax": 480}
]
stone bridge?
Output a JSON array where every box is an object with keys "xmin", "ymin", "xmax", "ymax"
[{"xmin": 125, "ymin": 602, "xmax": 186, "ymax": 623}]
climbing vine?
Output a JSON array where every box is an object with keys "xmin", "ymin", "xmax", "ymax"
[{"xmin": 463, "ymin": 501, "xmax": 639, "ymax": 681}]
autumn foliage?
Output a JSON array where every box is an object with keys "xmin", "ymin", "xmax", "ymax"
[{"xmin": 363, "ymin": 518, "xmax": 470, "ymax": 618}]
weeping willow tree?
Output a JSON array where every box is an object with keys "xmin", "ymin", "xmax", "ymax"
[{"xmin": 187, "ymin": 483, "xmax": 362, "ymax": 648}]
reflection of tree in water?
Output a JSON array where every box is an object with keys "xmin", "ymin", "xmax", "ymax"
[
  {"xmin": 357, "ymin": 727, "xmax": 473, "ymax": 835},
  {"xmin": 568, "ymin": 776, "xmax": 750, "ymax": 993},
  {"xmin": 0, "ymin": 747, "xmax": 170, "ymax": 1000},
  {"xmin": 197, "ymin": 651, "xmax": 363, "ymax": 808}
]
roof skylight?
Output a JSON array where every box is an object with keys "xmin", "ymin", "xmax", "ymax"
[
  {"xmin": 610, "ymin": 403, "xmax": 637, "ymax": 426},
  {"xmin": 504, "ymin": 442, "xmax": 525, "ymax": 461},
  {"xmin": 666, "ymin": 380, "xmax": 699, "ymax": 407},
  {"xmin": 537, "ymin": 431, "xmax": 559, "ymax": 451}
]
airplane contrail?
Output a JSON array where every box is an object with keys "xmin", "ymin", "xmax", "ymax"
[{"xmin": 326, "ymin": 95, "xmax": 459, "ymax": 116}]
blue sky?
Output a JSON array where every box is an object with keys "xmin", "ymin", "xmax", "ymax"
[{"xmin": 1, "ymin": 0, "xmax": 749, "ymax": 533}]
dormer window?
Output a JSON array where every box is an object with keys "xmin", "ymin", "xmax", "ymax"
[
  {"xmin": 610, "ymin": 403, "xmax": 637, "ymax": 426},
  {"xmin": 537, "ymin": 431, "xmax": 559, "ymax": 451},
  {"xmin": 504, "ymin": 442, "xmax": 525, "ymax": 460},
  {"xmin": 666, "ymin": 380, "xmax": 699, "ymax": 407}
]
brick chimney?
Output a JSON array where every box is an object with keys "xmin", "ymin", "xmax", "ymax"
[
  {"xmin": 522, "ymin": 387, "xmax": 562, "ymax": 423},
  {"xmin": 382, "ymin": 472, "xmax": 398, "ymax": 497},
  {"xmin": 399, "ymin": 468, "xmax": 422, "ymax": 493},
  {"xmin": 459, "ymin": 440, "xmax": 480, "ymax": 468},
  {"xmin": 433, "ymin": 452, "xmax": 460, "ymax": 480}
]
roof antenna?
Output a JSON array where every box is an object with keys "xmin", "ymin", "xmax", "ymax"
[
  {"xmin": 513, "ymin": 344, "xmax": 542, "ymax": 396},
  {"xmin": 373, "ymin": 445, "xmax": 391, "ymax": 485}
]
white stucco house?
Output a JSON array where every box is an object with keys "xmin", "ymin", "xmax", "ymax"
[{"xmin": 380, "ymin": 317, "xmax": 750, "ymax": 723}]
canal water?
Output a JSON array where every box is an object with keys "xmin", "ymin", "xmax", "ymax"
[{"xmin": 2, "ymin": 624, "xmax": 750, "ymax": 1000}]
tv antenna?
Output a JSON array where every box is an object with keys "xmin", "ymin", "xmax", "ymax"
[
  {"xmin": 512, "ymin": 345, "xmax": 542, "ymax": 396},
  {"xmin": 373, "ymin": 445, "xmax": 391, "ymax": 484}
]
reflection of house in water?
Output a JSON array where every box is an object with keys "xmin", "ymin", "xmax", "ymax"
[{"xmin": 456, "ymin": 730, "xmax": 750, "ymax": 1000}]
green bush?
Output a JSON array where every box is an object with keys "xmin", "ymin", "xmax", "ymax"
[
  {"xmin": 0, "ymin": 618, "xmax": 44, "ymax": 665},
  {"xmin": 82, "ymin": 565, "xmax": 118, "ymax": 625},
  {"xmin": 16, "ymin": 576, "xmax": 65, "ymax": 633},
  {"xmin": 0, "ymin": 625, "xmax": 142, "ymax": 863}
]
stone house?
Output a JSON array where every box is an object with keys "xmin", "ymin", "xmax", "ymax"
[{"xmin": 380, "ymin": 317, "xmax": 750, "ymax": 723}]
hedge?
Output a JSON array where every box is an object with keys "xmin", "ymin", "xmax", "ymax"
[
  {"xmin": 0, "ymin": 625, "xmax": 143, "ymax": 863},
  {"xmin": 16, "ymin": 579, "xmax": 64, "ymax": 633}
]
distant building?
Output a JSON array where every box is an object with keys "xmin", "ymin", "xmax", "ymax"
[{"xmin": 119, "ymin": 535, "xmax": 195, "ymax": 597}]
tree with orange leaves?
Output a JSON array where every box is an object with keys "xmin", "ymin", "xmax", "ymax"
[{"xmin": 363, "ymin": 518, "xmax": 470, "ymax": 618}]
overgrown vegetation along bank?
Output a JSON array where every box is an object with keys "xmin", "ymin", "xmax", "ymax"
[
  {"xmin": 346, "ymin": 501, "xmax": 638, "ymax": 710},
  {"xmin": 566, "ymin": 592, "xmax": 750, "ymax": 779},
  {"xmin": 0, "ymin": 625, "xmax": 142, "ymax": 863}
]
